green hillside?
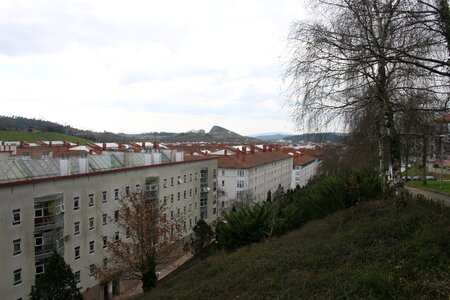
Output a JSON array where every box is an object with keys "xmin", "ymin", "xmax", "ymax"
[
  {"xmin": 141, "ymin": 198, "xmax": 450, "ymax": 299},
  {"xmin": 0, "ymin": 131, "xmax": 90, "ymax": 145}
]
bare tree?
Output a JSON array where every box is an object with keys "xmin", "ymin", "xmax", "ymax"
[
  {"xmin": 285, "ymin": 0, "xmax": 448, "ymax": 200},
  {"xmin": 95, "ymin": 192, "xmax": 186, "ymax": 292}
]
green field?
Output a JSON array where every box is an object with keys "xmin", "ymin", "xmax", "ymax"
[
  {"xmin": 404, "ymin": 165, "xmax": 450, "ymax": 180},
  {"xmin": 0, "ymin": 131, "xmax": 90, "ymax": 145},
  {"xmin": 139, "ymin": 197, "xmax": 450, "ymax": 299},
  {"xmin": 406, "ymin": 180, "xmax": 450, "ymax": 195}
]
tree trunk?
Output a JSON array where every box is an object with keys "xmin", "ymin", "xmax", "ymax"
[
  {"xmin": 422, "ymin": 135, "xmax": 428, "ymax": 185},
  {"xmin": 379, "ymin": 128, "xmax": 387, "ymax": 194},
  {"xmin": 142, "ymin": 264, "xmax": 157, "ymax": 292}
]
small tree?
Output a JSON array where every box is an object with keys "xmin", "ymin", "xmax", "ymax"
[
  {"xmin": 96, "ymin": 191, "xmax": 186, "ymax": 292},
  {"xmin": 30, "ymin": 251, "xmax": 82, "ymax": 300},
  {"xmin": 190, "ymin": 219, "xmax": 214, "ymax": 255},
  {"xmin": 266, "ymin": 190, "xmax": 272, "ymax": 202}
]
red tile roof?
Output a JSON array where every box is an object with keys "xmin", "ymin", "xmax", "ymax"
[
  {"xmin": 293, "ymin": 155, "xmax": 317, "ymax": 166},
  {"xmin": 217, "ymin": 151, "xmax": 292, "ymax": 169}
]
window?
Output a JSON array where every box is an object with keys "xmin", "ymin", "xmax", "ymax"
[
  {"xmin": 170, "ymin": 177, "xmax": 174, "ymax": 186},
  {"xmin": 189, "ymin": 204, "xmax": 192, "ymax": 212},
  {"xmin": 125, "ymin": 186, "xmax": 130, "ymax": 196},
  {"xmin": 88, "ymin": 194, "xmax": 94, "ymax": 207},
  {"xmin": 183, "ymin": 174, "xmax": 187, "ymax": 183},
  {"xmin": 103, "ymin": 258, "xmax": 108, "ymax": 268},
  {"xmin": 74, "ymin": 221, "xmax": 80, "ymax": 235},
  {"xmin": 189, "ymin": 218, "xmax": 192, "ymax": 227},
  {"xmin": 183, "ymin": 190, "xmax": 187, "ymax": 199},
  {"xmin": 74, "ymin": 246, "xmax": 80, "ymax": 260},
  {"xmin": 237, "ymin": 169, "xmax": 245, "ymax": 177},
  {"xmin": 177, "ymin": 208, "xmax": 180, "ymax": 216},
  {"xmin": 35, "ymin": 236, "xmax": 44, "ymax": 247},
  {"xmin": 195, "ymin": 202, "xmax": 198, "ymax": 209},
  {"xmin": 222, "ymin": 169, "xmax": 225, "ymax": 176},
  {"xmin": 88, "ymin": 217, "xmax": 94, "ymax": 230},
  {"xmin": 136, "ymin": 184, "xmax": 141, "ymax": 192},
  {"xmin": 73, "ymin": 197, "xmax": 80, "ymax": 210},
  {"xmin": 74, "ymin": 271, "xmax": 80, "ymax": 283},
  {"xmin": 170, "ymin": 211, "xmax": 174, "ymax": 219},
  {"xmin": 114, "ymin": 210, "xmax": 119, "ymax": 222},
  {"xmin": 12, "ymin": 209, "xmax": 21, "ymax": 225},
  {"xmin": 114, "ymin": 232, "xmax": 119, "ymax": 243},
  {"xmin": 194, "ymin": 187, "xmax": 198, "ymax": 195},
  {"xmin": 163, "ymin": 179, "xmax": 167, "ymax": 188},
  {"xmin": 89, "ymin": 241, "xmax": 95, "ymax": 254},
  {"xmin": 102, "ymin": 213, "xmax": 107, "ymax": 225},
  {"xmin": 213, "ymin": 207, "xmax": 217, "ymax": 215},
  {"xmin": 237, "ymin": 180, "xmax": 244, "ymax": 188},
  {"xmin": 102, "ymin": 191, "xmax": 107, "ymax": 203},
  {"xmin": 237, "ymin": 191, "xmax": 244, "ymax": 199},
  {"xmin": 213, "ymin": 169, "xmax": 217, "ymax": 179},
  {"xmin": 13, "ymin": 239, "xmax": 21, "ymax": 256},
  {"xmin": 213, "ymin": 181, "xmax": 217, "ymax": 191},
  {"xmin": 189, "ymin": 173, "xmax": 192, "ymax": 182},
  {"xmin": 177, "ymin": 192, "xmax": 180, "ymax": 201},
  {"xmin": 103, "ymin": 236, "xmax": 107, "ymax": 248},
  {"xmin": 170, "ymin": 194, "xmax": 174, "ymax": 203},
  {"xmin": 189, "ymin": 189, "xmax": 192, "ymax": 197},
  {"xmin": 195, "ymin": 172, "xmax": 198, "ymax": 180},
  {"xmin": 13, "ymin": 269, "xmax": 21, "ymax": 286},
  {"xmin": 163, "ymin": 196, "xmax": 167, "ymax": 205},
  {"xmin": 35, "ymin": 263, "xmax": 44, "ymax": 275},
  {"xmin": 89, "ymin": 264, "xmax": 95, "ymax": 277},
  {"xmin": 177, "ymin": 176, "xmax": 181, "ymax": 185},
  {"xmin": 114, "ymin": 188, "xmax": 119, "ymax": 200},
  {"xmin": 183, "ymin": 206, "xmax": 186, "ymax": 213}
]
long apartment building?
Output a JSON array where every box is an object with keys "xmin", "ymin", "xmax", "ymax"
[
  {"xmin": 0, "ymin": 148, "xmax": 218, "ymax": 300},
  {"xmin": 214, "ymin": 145, "xmax": 293, "ymax": 211}
]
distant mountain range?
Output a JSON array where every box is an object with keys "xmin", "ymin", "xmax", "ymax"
[
  {"xmin": 0, "ymin": 116, "xmax": 261, "ymax": 144},
  {"xmin": 251, "ymin": 131, "xmax": 346, "ymax": 143}
]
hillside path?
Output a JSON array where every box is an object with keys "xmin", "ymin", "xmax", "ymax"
[
  {"xmin": 114, "ymin": 252, "xmax": 193, "ymax": 300},
  {"xmin": 405, "ymin": 186, "xmax": 450, "ymax": 207}
]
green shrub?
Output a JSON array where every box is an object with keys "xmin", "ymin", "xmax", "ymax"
[{"xmin": 216, "ymin": 171, "xmax": 381, "ymax": 251}]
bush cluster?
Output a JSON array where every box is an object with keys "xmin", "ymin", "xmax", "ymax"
[{"xmin": 216, "ymin": 171, "xmax": 382, "ymax": 251}]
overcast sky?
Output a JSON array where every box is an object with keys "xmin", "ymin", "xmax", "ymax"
[{"xmin": 0, "ymin": 0, "xmax": 307, "ymax": 135}]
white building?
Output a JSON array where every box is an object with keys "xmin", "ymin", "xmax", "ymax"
[
  {"xmin": 291, "ymin": 155, "xmax": 321, "ymax": 189},
  {"xmin": 0, "ymin": 150, "xmax": 218, "ymax": 300},
  {"xmin": 216, "ymin": 146, "xmax": 293, "ymax": 212}
]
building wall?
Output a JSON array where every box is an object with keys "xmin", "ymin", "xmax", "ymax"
[
  {"xmin": 291, "ymin": 159, "xmax": 320, "ymax": 189},
  {"xmin": 218, "ymin": 157, "xmax": 292, "ymax": 211},
  {"xmin": 0, "ymin": 158, "xmax": 218, "ymax": 300}
]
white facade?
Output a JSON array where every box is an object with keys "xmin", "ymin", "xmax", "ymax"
[
  {"xmin": 291, "ymin": 158, "xmax": 321, "ymax": 189},
  {"xmin": 218, "ymin": 156, "xmax": 292, "ymax": 211},
  {"xmin": 0, "ymin": 155, "xmax": 218, "ymax": 300}
]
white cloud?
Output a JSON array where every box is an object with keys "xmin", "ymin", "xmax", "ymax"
[{"xmin": 0, "ymin": 0, "xmax": 307, "ymax": 135}]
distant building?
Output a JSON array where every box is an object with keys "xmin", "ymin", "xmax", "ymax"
[
  {"xmin": 215, "ymin": 145, "xmax": 292, "ymax": 211},
  {"xmin": 291, "ymin": 155, "xmax": 321, "ymax": 188},
  {"xmin": 0, "ymin": 149, "xmax": 218, "ymax": 299}
]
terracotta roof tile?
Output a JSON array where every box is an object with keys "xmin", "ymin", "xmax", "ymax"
[{"xmin": 217, "ymin": 151, "xmax": 292, "ymax": 169}]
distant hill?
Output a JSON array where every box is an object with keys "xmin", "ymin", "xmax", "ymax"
[
  {"xmin": 0, "ymin": 116, "xmax": 260, "ymax": 144},
  {"xmin": 251, "ymin": 133, "xmax": 291, "ymax": 142},
  {"xmin": 0, "ymin": 116, "xmax": 176, "ymax": 142},
  {"xmin": 284, "ymin": 132, "xmax": 346, "ymax": 143},
  {"xmin": 160, "ymin": 126, "xmax": 261, "ymax": 143},
  {"xmin": 0, "ymin": 131, "xmax": 90, "ymax": 144}
]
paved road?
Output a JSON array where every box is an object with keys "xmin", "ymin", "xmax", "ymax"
[{"xmin": 405, "ymin": 186, "xmax": 450, "ymax": 207}]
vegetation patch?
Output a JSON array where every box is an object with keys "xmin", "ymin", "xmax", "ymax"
[
  {"xmin": 406, "ymin": 180, "xmax": 450, "ymax": 195},
  {"xmin": 139, "ymin": 196, "xmax": 450, "ymax": 299},
  {"xmin": 0, "ymin": 131, "xmax": 90, "ymax": 144}
]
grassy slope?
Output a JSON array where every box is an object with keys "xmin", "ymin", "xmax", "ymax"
[
  {"xmin": 141, "ymin": 198, "xmax": 450, "ymax": 299},
  {"xmin": 406, "ymin": 180, "xmax": 450, "ymax": 195},
  {"xmin": 0, "ymin": 131, "xmax": 90, "ymax": 144}
]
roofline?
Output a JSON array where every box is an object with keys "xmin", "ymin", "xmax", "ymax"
[
  {"xmin": 0, "ymin": 156, "xmax": 218, "ymax": 188},
  {"xmin": 218, "ymin": 156, "xmax": 293, "ymax": 169}
]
